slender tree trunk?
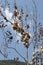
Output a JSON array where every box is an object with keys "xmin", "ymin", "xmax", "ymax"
[{"xmin": 26, "ymin": 47, "xmax": 28, "ymax": 65}]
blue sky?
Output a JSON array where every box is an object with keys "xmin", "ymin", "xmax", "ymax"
[{"xmin": 0, "ymin": 0, "xmax": 43, "ymax": 62}]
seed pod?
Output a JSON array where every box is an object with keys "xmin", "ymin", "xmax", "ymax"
[
  {"xmin": 23, "ymin": 42, "xmax": 29, "ymax": 48},
  {"xmin": 14, "ymin": 3, "xmax": 17, "ymax": 9},
  {"xmin": 14, "ymin": 10, "xmax": 18, "ymax": 16},
  {"xmin": 12, "ymin": 21, "xmax": 18, "ymax": 30},
  {"xmin": 16, "ymin": 40, "xmax": 19, "ymax": 43},
  {"xmin": 23, "ymin": 34, "xmax": 28, "ymax": 41},
  {"xmin": 18, "ymin": 12, "xmax": 22, "ymax": 20},
  {"xmin": 26, "ymin": 13, "xmax": 29, "ymax": 17},
  {"xmin": 27, "ymin": 24, "xmax": 29, "ymax": 29},
  {"xmin": 9, "ymin": 36, "xmax": 13, "ymax": 39},
  {"xmin": 25, "ymin": 43, "xmax": 29, "ymax": 48}
]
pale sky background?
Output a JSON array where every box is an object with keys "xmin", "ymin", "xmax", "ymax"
[{"xmin": 0, "ymin": 0, "xmax": 43, "ymax": 62}]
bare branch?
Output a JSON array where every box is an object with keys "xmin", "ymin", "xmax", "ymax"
[
  {"xmin": 0, "ymin": 50, "xmax": 7, "ymax": 58},
  {"xmin": 7, "ymin": 46, "xmax": 26, "ymax": 61}
]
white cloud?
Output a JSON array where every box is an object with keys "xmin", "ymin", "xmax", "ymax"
[
  {"xmin": 29, "ymin": 32, "xmax": 32, "ymax": 38},
  {"xmin": 0, "ymin": 7, "xmax": 3, "ymax": 11},
  {"xmin": 4, "ymin": 7, "xmax": 13, "ymax": 20},
  {"xmin": 16, "ymin": 32, "xmax": 22, "ymax": 43},
  {"xmin": 0, "ymin": 6, "xmax": 13, "ymax": 21}
]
